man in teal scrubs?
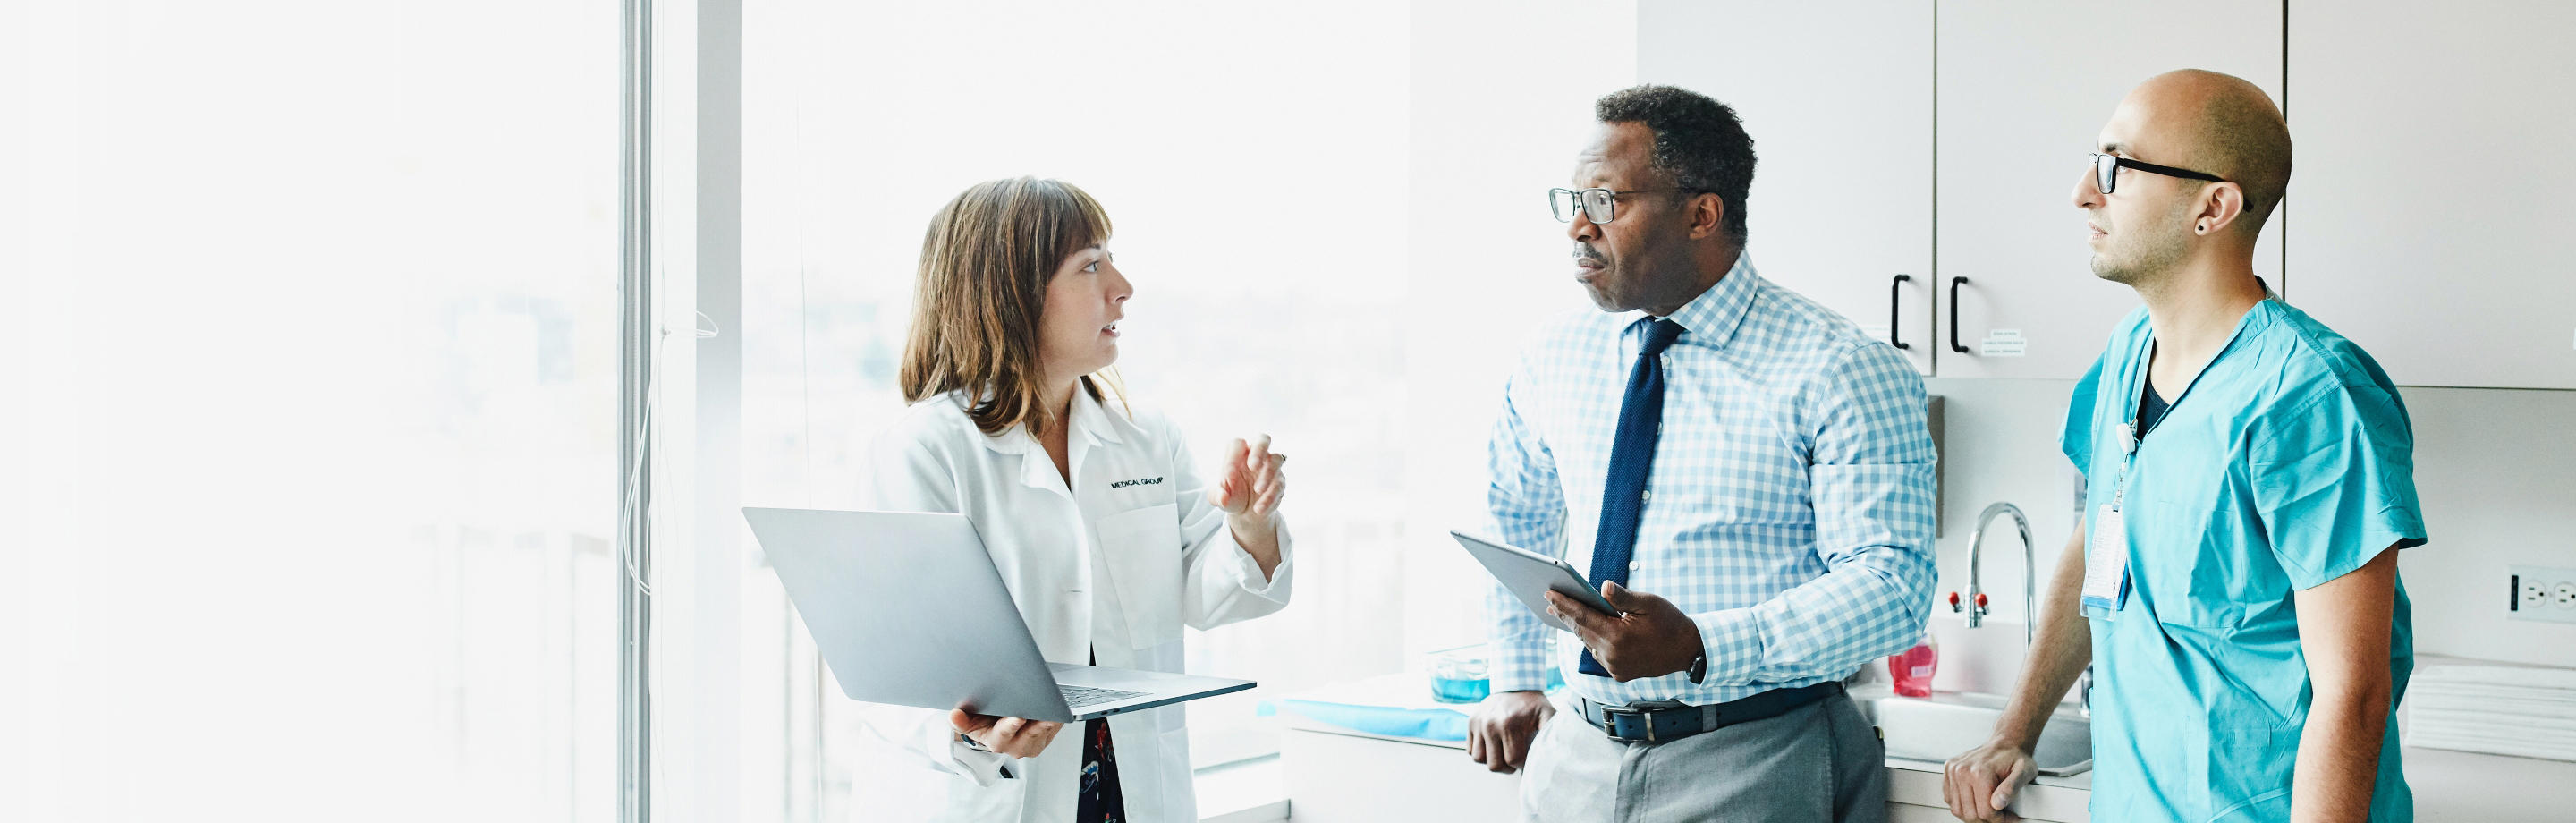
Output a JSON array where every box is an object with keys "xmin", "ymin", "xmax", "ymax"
[{"xmin": 1940, "ymin": 70, "xmax": 2428, "ymax": 822}]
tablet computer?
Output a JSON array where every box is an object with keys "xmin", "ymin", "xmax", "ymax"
[{"xmin": 1450, "ymin": 530, "xmax": 1620, "ymax": 632}]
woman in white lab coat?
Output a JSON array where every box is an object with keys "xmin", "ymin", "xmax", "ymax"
[{"xmin": 859, "ymin": 176, "xmax": 1293, "ymax": 823}]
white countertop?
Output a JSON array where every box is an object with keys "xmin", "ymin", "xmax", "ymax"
[
  {"xmin": 1884, "ymin": 753, "xmax": 2092, "ymax": 790},
  {"xmin": 1877, "ymin": 653, "xmax": 2576, "ymax": 821},
  {"xmin": 1277, "ymin": 662, "xmax": 2576, "ymax": 820}
]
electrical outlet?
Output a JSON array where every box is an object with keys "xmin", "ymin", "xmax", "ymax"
[{"xmin": 2507, "ymin": 565, "xmax": 2576, "ymax": 624}]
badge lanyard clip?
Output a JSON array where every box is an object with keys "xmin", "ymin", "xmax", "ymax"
[{"xmin": 2081, "ymin": 423, "xmax": 2139, "ymax": 614}]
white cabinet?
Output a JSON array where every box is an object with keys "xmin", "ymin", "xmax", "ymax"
[
  {"xmin": 1638, "ymin": 1, "xmax": 2289, "ymax": 380},
  {"xmin": 2282, "ymin": 0, "xmax": 2576, "ymax": 389},
  {"xmin": 1638, "ymin": 0, "xmax": 1937, "ymax": 375},
  {"xmin": 1281, "ymin": 727, "xmax": 1523, "ymax": 823},
  {"xmin": 1628, "ymin": 3, "xmax": 2576, "ymax": 386},
  {"xmin": 1273, "ymin": 671, "xmax": 1528, "ymax": 822},
  {"xmin": 1934, "ymin": 0, "xmax": 2284, "ymax": 379}
]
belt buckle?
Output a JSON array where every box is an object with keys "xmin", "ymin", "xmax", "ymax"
[{"xmin": 1602, "ymin": 699, "xmax": 1687, "ymax": 742}]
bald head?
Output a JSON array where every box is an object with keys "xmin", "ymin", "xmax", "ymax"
[{"xmin": 2115, "ymin": 69, "xmax": 2292, "ymax": 238}]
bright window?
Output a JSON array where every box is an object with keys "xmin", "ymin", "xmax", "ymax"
[
  {"xmin": 740, "ymin": 0, "xmax": 1411, "ymax": 813},
  {"xmin": 1, "ymin": 3, "xmax": 622, "ymax": 819}
]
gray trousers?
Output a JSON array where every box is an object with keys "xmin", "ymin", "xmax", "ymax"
[{"xmin": 1520, "ymin": 691, "xmax": 1887, "ymax": 823}]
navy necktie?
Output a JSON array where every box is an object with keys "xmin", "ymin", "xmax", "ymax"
[{"xmin": 1579, "ymin": 318, "xmax": 1684, "ymax": 677}]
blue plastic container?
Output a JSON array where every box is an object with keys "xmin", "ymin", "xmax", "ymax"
[{"xmin": 1429, "ymin": 675, "xmax": 1491, "ymax": 703}]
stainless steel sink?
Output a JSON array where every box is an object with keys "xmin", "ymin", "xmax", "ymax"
[{"xmin": 1857, "ymin": 689, "xmax": 2093, "ymax": 776}]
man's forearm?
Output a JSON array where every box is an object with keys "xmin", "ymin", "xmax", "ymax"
[
  {"xmin": 1990, "ymin": 527, "xmax": 2093, "ymax": 751},
  {"xmin": 2287, "ymin": 547, "xmax": 2402, "ymax": 823},
  {"xmin": 1691, "ymin": 543, "xmax": 1932, "ymax": 684},
  {"xmin": 2290, "ymin": 684, "xmax": 2388, "ymax": 823},
  {"xmin": 1487, "ymin": 584, "xmax": 1557, "ymax": 692}
]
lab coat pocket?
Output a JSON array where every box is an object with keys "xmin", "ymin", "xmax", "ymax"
[{"xmin": 1096, "ymin": 503, "xmax": 1183, "ymax": 649}]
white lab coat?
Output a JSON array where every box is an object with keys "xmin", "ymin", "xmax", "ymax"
[{"xmin": 857, "ymin": 387, "xmax": 1295, "ymax": 823}]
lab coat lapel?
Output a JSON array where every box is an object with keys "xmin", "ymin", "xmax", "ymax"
[
  {"xmin": 1064, "ymin": 385, "xmax": 1124, "ymax": 492},
  {"xmin": 970, "ymin": 415, "xmax": 1066, "ymax": 496},
  {"xmin": 991, "ymin": 423, "xmax": 1064, "ymax": 499},
  {"xmin": 1069, "ymin": 383, "xmax": 1126, "ymax": 445},
  {"xmin": 1058, "ymin": 386, "xmax": 1139, "ymax": 503},
  {"xmin": 1065, "ymin": 388, "xmax": 1129, "ymax": 671}
]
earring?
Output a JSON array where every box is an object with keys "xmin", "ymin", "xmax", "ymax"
[{"xmin": 2197, "ymin": 223, "xmax": 2208, "ymax": 233}]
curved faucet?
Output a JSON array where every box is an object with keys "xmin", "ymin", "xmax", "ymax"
[{"xmin": 1948, "ymin": 502, "xmax": 2034, "ymax": 648}]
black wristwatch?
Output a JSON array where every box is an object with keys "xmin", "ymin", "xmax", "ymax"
[{"xmin": 1686, "ymin": 652, "xmax": 1707, "ymax": 684}]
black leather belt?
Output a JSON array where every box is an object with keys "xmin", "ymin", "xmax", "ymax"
[{"xmin": 1578, "ymin": 682, "xmax": 1843, "ymax": 743}]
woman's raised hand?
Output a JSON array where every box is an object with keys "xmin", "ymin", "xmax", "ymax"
[
  {"xmin": 1208, "ymin": 435, "xmax": 1287, "ymax": 577},
  {"xmin": 1208, "ymin": 435, "xmax": 1286, "ymax": 523}
]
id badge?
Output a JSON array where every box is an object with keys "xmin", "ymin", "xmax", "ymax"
[{"xmin": 2080, "ymin": 503, "xmax": 2130, "ymax": 613}]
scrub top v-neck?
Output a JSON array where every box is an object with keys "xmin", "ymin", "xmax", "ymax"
[{"xmin": 2061, "ymin": 299, "xmax": 2428, "ymax": 823}]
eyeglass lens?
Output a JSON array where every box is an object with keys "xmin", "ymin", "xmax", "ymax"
[
  {"xmin": 2094, "ymin": 154, "xmax": 2119, "ymax": 195},
  {"xmin": 1549, "ymin": 188, "xmax": 1619, "ymax": 224}
]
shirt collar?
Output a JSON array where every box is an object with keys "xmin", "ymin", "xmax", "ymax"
[
  {"xmin": 972, "ymin": 380, "xmax": 1125, "ymax": 456},
  {"xmin": 1628, "ymin": 251, "xmax": 1760, "ymax": 350},
  {"xmin": 1066, "ymin": 381, "xmax": 1125, "ymax": 445}
]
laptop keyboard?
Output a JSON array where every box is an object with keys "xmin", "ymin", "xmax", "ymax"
[{"xmin": 1059, "ymin": 683, "xmax": 1149, "ymax": 709}]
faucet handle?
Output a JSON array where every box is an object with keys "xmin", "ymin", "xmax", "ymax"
[{"xmin": 1946, "ymin": 591, "xmax": 1991, "ymax": 622}]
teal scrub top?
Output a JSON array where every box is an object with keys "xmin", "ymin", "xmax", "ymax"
[{"xmin": 2061, "ymin": 300, "xmax": 2428, "ymax": 823}]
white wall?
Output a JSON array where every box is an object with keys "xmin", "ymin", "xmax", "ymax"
[
  {"xmin": 1921, "ymin": 377, "xmax": 2576, "ymax": 697},
  {"xmin": 1916, "ymin": 378, "xmax": 2082, "ymax": 695},
  {"xmin": 2383, "ymin": 386, "xmax": 2576, "ymax": 668}
]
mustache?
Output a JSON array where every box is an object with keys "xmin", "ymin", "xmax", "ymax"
[{"xmin": 1572, "ymin": 244, "xmax": 1606, "ymax": 266}]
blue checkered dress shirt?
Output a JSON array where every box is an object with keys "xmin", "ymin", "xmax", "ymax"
[{"xmin": 1485, "ymin": 254, "xmax": 1938, "ymax": 705}]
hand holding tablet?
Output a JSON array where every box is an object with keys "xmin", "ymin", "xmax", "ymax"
[{"xmin": 1450, "ymin": 530, "xmax": 1620, "ymax": 632}]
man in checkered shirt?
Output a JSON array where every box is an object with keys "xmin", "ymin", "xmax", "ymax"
[{"xmin": 1464, "ymin": 85, "xmax": 1937, "ymax": 823}]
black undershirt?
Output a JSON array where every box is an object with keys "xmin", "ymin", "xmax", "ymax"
[{"xmin": 2135, "ymin": 379, "xmax": 2173, "ymax": 439}]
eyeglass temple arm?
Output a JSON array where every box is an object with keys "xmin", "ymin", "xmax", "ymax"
[{"xmin": 2115, "ymin": 156, "xmax": 2224, "ymax": 182}]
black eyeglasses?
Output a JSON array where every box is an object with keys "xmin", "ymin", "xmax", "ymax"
[
  {"xmin": 2089, "ymin": 152, "xmax": 2224, "ymax": 194},
  {"xmin": 1548, "ymin": 186, "xmax": 1693, "ymax": 224}
]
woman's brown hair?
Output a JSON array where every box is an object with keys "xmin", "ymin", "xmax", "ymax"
[{"xmin": 899, "ymin": 176, "xmax": 1118, "ymax": 436}]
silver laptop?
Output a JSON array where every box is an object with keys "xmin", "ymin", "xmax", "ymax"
[{"xmin": 742, "ymin": 506, "xmax": 1255, "ymax": 722}]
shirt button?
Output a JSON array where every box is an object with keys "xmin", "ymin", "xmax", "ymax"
[
  {"xmin": 1641, "ymin": 488, "xmax": 1652, "ymax": 502},
  {"xmin": 1628, "ymin": 561, "xmax": 1640, "ymax": 571}
]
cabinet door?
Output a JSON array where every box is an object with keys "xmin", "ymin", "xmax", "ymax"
[
  {"xmin": 1935, "ymin": 0, "xmax": 2284, "ymax": 378},
  {"xmin": 2284, "ymin": 0, "xmax": 2576, "ymax": 389},
  {"xmin": 1638, "ymin": 0, "xmax": 1936, "ymax": 375},
  {"xmin": 1284, "ymin": 729, "xmax": 1524, "ymax": 822}
]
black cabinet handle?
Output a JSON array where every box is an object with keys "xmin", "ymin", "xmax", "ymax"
[
  {"xmin": 1889, "ymin": 275, "xmax": 1911, "ymax": 350},
  {"xmin": 1949, "ymin": 276, "xmax": 1970, "ymax": 353}
]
